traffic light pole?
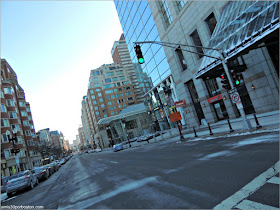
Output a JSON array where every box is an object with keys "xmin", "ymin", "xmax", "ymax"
[
  {"xmin": 134, "ymin": 41, "xmax": 252, "ymax": 130},
  {"xmin": 219, "ymin": 51, "xmax": 252, "ymax": 130}
]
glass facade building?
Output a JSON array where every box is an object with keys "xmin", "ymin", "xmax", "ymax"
[{"xmin": 114, "ymin": 1, "xmax": 171, "ymax": 89}]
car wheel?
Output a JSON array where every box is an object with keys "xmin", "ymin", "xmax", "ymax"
[{"xmin": 7, "ymin": 192, "xmax": 13, "ymax": 198}]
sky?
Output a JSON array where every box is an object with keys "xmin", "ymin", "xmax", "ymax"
[{"xmin": 1, "ymin": 1, "xmax": 123, "ymax": 144}]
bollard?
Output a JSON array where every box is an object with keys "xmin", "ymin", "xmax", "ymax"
[
  {"xmin": 193, "ymin": 126, "xmax": 198, "ymax": 137},
  {"xmin": 208, "ymin": 123, "xmax": 214, "ymax": 135},
  {"xmin": 227, "ymin": 119, "xmax": 234, "ymax": 132},
  {"xmin": 253, "ymin": 113, "xmax": 262, "ymax": 129}
]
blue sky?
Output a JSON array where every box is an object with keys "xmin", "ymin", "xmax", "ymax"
[{"xmin": 1, "ymin": 1, "xmax": 123, "ymax": 143}]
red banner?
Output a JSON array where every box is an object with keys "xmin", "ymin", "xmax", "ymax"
[
  {"xmin": 174, "ymin": 100, "xmax": 186, "ymax": 108},
  {"xmin": 208, "ymin": 94, "xmax": 223, "ymax": 104}
]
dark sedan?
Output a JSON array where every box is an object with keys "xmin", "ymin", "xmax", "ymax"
[{"xmin": 32, "ymin": 167, "xmax": 49, "ymax": 182}]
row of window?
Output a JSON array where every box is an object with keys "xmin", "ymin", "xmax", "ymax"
[
  {"xmin": 175, "ymin": 12, "xmax": 217, "ymax": 71},
  {"xmin": 92, "ymin": 80, "xmax": 130, "ymax": 88}
]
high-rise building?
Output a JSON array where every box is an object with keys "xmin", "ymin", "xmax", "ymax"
[
  {"xmin": 1, "ymin": 59, "xmax": 41, "ymax": 176},
  {"xmin": 111, "ymin": 34, "xmax": 153, "ymax": 103},
  {"xmin": 86, "ymin": 63, "xmax": 138, "ymax": 147},
  {"xmin": 148, "ymin": 1, "xmax": 279, "ymax": 127},
  {"xmin": 114, "ymin": 1, "xmax": 180, "ymax": 131}
]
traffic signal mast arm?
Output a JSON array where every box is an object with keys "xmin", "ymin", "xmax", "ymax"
[{"xmin": 134, "ymin": 41, "xmax": 222, "ymax": 60}]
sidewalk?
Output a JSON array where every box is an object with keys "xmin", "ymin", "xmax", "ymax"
[{"xmin": 121, "ymin": 110, "xmax": 279, "ymax": 150}]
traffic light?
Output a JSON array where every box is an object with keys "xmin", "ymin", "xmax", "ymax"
[
  {"xmin": 220, "ymin": 73, "xmax": 231, "ymax": 90},
  {"xmin": 231, "ymin": 70, "xmax": 242, "ymax": 86},
  {"xmin": 134, "ymin": 45, "xmax": 144, "ymax": 64}
]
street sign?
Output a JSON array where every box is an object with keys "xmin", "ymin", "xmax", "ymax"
[
  {"xmin": 236, "ymin": 101, "xmax": 243, "ymax": 109},
  {"xmin": 174, "ymin": 100, "xmax": 186, "ymax": 108},
  {"xmin": 230, "ymin": 92, "xmax": 241, "ymax": 103},
  {"xmin": 169, "ymin": 112, "xmax": 182, "ymax": 122}
]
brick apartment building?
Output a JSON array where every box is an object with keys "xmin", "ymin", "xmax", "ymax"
[{"xmin": 1, "ymin": 59, "xmax": 42, "ymax": 176}]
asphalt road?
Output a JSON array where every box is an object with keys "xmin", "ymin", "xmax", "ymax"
[{"xmin": 1, "ymin": 131, "xmax": 279, "ymax": 209}]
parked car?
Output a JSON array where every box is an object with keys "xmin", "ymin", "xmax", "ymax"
[
  {"xmin": 6, "ymin": 170, "xmax": 38, "ymax": 197},
  {"xmin": 113, "ymin": 143, "xmax": 123, "ymax": 152},
  {"xmin": 1, "ymin": 175, "xmax": 17, "ymax": 193},
  {"xmin": 46, "ymin": 164, "xmax": 56, "ymax": 175},
  {"xmin": 59, "ymin": 158, "xmax": 66, "ymax": 165},
  {"xmin": 49, "ymin": 162, "xmax": 58, "ymax": 172},
  {"xmin": 95, "ymin": 148, "xmax": 102, "ymax": 152},
  {"xmin": 31, "ymin": 167, "xmax": 49, "ymax": 182}
]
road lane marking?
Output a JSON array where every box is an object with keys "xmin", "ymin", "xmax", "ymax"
[
  {"xmin": 267, "ymin": 176, "xmax": 279, "ymax": 185},
  {"xmin": 58, "ymin": 176, "xmax": 157, "ymax": 209},
  {"xmin": 213, "ymin": 161, "xmax": 279, "ymax": 210},
  {"xmin": 110, "ymin": 161, "xmax": 118, "ymax": 164},
  {"xmin": 235, "ymin": 199, "xmax": 279, "ymax": 210}
]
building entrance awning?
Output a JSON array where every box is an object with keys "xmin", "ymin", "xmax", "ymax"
[
  {"xmin": 97, "ymin": 103, "xmax": 147, "ymax": 125},
  {"xmin": 196, "ymin": 1, "xmax": 279, "ymax": 79}
]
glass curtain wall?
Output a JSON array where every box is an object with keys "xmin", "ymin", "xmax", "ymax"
[
  {"xmin": 114, "ymin": 1, "xmax": 171, "ymax": 88},
  {"xmin": 114, "ymin": 1, "xmax": 173, "ymax": 131}
]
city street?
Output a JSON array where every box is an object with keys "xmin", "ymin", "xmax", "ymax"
[{"xmin": 1, "ymin": 131, "xmax": 279, "ymax": 209}]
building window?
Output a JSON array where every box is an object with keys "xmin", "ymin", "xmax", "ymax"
[
  {"xmin": 112, "ymin": 77, "xmax": 119, "ymax": 82},
  {"xmin": 104, "ymin": 84, "xmax": 112, "ymax": 89},
  {"xmin": 98, "ymin": 93, "xmax": 102, "ymax": 97},
  {"xmin": 94, "ymin": 77, "xmax": 98, "ymax": 81},
  {"xmin": 94, "ymin": 83, "xmax": 100, "ymax": 87},
  {"xmin": 106, "ymin": 96, "xmax": 111, "ymax": 100},
  {"xmin": 105, "ymin": 90, "xmax": 114, "ymax": 94},
  {"xmin": 1, "ymin": 134, "xmax": 8, "ymax": 143},
  {"xmin": 1, "ymin": 104, "xmax": 7, "ymax": 112},
  {"xmin": 94, "ymin": 106, "xmax": 98, "ymax": 110},
  {"xmin": 23, "ymin": 120, "xmax": 29, "ymax": 126},
  {"xmin": 176, "ymin": 1, "xmax": 187, "ymax": 12},
  {"xmin": 21, "ymin": 111, "xmax": 27, "ymax": 116},
  {"xmin": 0, "ymin": 91, "xmax": 4, "ymax": 98},
  {"xmin": 90, "ymin": 90, "xmax": 94, "ymax": 94},
  {"xmin": 116, "ymin": 70, "xmax": 124, "ymax": 75},
  {"xmin": 111, "ymin": 95, "xmax": 115, "ymax": 99},
  {"xmin": 96, "ymin": 111, "xmax": 100, "ymax": 115},
  {"xmin": 101, "ymin": 104, "xmax": 105, "ymax": 108},
  {"xmin": 175, "ymin": 46, "xmax": 187, "ymax": 71},
  {"xmin": 159, "ymin": 1, "xmax": 173, "ymax": 27},
  {"xmin": 111, "ymin": 112, "xmax": 115, "ymax": 115},
  {"xmin": 19, "ymin": 101, "xmax": 26, "ymax": 107},
  {"xmin": 205, "ymin": 13, "xmax": 217, "ymax": 36},
  {"xmin": 99, "ymin": 98, "xmax": 104, "ymax": 102},
  {"xmin": 190, "ymin": 30, "xmax": 204, "ymax": 59},
  {"xmin": 1, "ymin": 119, "xmax": 9, "ymax": 127},
  {"xmin": 92, "ymin": 100, "xmax": 97, "ymax": 105},
  {"xmin": 6, "ymin": 99, "xmax": 15, "ymax": 107},
  {"xmin": 91, "ymin": 95, "xmax": 96, "ymax": 99},
  {"xmin": 106, "ymin": 72, "xmax": 115, "ymax": 77},
  {"xmin": 127, "ymin": 97, "xmax": 134, "ymax": 101},
  {"xmin": 9, "ymin": 112, "xmax": 17, "ymax": 119},
  {"xmin": 105, "ymin": 78, "xmax": 112, "ymax": 83},
  {"xmin": 4, "ymin": 87, "xmax": 14, "ymax": 94}
]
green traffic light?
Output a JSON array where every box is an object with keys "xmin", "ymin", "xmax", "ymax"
[
  {"xmin": 236, "ymin": 80, "xmax": 240, "ymax": 85},
  {"xmin": 138, "ymin": 58, "xmax": 144, "ymax": 64}
]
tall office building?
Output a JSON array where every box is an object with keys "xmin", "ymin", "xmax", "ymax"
[
  {"xmin": 148, "ymin": 1, "xmax": 279, "ymax": 128},
  {"xmin": 114, "ymin": 1, "xmax": 179, "ymax": 131},
  {"xmin": 111, "ymin": 34, "xmax": 153, "ymax": 103}
]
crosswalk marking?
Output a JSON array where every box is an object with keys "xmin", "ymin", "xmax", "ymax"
[
  {"xmin": 214, "ymin": 161, "xmax": 280, "ymax": 210},
  {"xmin": 267, "ymin": 176, "xmax": 279, "ymax": 185},
  {"xmin": 235, "ymin": 199, "xmax": 279, "ymax": 210}
]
